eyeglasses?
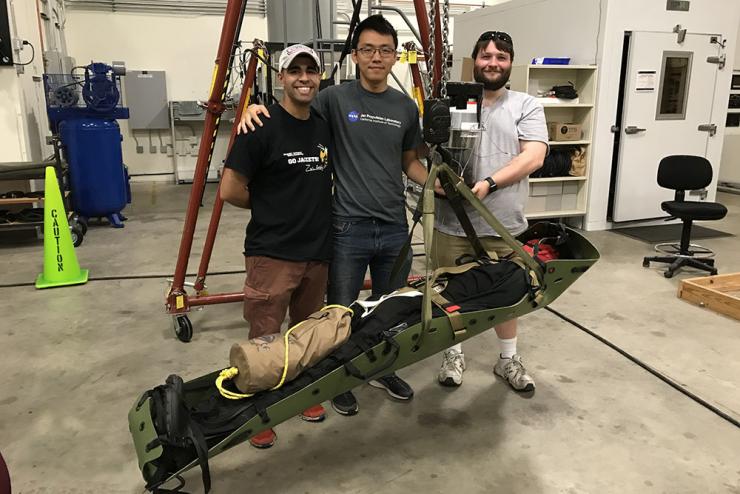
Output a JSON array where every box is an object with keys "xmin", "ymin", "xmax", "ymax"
[
  {"xmin": 477, "ymin": 31, "xmax": 513, "ymax": 45},
  {"xmin": 355, "ymin": 46, "xmax": 397, "ymax": 58}
]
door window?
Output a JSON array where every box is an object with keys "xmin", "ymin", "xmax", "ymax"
[{"xmin": 656, "ymin": 51, "xmax": 693, "ymax": 120}]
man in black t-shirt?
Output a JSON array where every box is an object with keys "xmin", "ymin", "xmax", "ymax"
[
  {"xmin": 221, "ymin": 44, "xmax": 332, "ymax": 449},
  {"xmin": 237, "ymin": 15, "xmax": 438, "ymax": 418}
]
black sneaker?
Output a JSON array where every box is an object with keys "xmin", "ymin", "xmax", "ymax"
[
  {"xmin": 369, "ymin": 373, "xmax": 414, "ymax": 400},
  {"xmin": 331, "ymin": 391, "xmax": 359, "ymax": 416}
]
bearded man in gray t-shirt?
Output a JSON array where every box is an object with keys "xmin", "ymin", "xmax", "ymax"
[{"xmin": 434, "ymin": 31, "xmax": 548, "ymax": 392}]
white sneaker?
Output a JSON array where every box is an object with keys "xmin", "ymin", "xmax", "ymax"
[
  {"xmin": 493, "ymin": 354, "xmax": 535, "ymax": 392},
  {"xmin": 438, "ymin": 350, "xmax": 466, "ymax": 387}
]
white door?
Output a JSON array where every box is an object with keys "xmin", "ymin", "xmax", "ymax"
[{"xmin": 612, "ymin": 31, "xmax": 722, "ymax": 222}]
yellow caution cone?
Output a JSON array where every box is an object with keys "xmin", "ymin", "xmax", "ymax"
[{"xmin": 35, "ymin": 166, "xmax": 89, "ymax": 289}]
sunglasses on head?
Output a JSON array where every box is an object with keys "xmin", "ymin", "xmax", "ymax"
[{"xmin": 478, "ymin": 31, "xmax": 513, "ymax": 45}]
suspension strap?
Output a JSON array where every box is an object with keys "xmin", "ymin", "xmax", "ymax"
[
  {"xmin": 388, "ymin": 174, "xmax": 428, "ymax": 289},
  {"xmin": 436, "ymin": 170, "xmax": 488, "ymax": 260}
]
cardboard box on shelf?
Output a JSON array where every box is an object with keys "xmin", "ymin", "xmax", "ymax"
[{"xmin": 548, "ymin": 122, "xmax": 582, "ymax": 141}]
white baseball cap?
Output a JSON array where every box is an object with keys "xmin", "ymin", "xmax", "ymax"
[{"xmin": 278, "ymin": 44, "xmax": 321, "ymax": 71}]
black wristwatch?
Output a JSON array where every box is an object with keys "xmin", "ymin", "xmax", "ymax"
[{"xmin": 484, "ymin": 176, "xmax": 498, "ymax": 193}]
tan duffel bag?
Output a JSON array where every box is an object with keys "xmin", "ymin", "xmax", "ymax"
[{"xmin": 217, "ymin": 305, "xmax": 353, "ymax": 398}]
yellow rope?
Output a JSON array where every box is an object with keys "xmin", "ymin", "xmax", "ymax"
[
  {"xmin": 216, "ymin": 305, "xmax": 353, "ymax": 400},
  {"xmin": 215, "ymin": 367, "xmax": 249, "ymax": 400},
  {"xmin": 322, "ymin": 304, "xmax": 354, "ymax": 315}
]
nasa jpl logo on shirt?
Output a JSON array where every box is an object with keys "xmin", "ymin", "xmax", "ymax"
[{"xmin": 347, "ymin": 110, "xmax": 360, "ymax": 122}]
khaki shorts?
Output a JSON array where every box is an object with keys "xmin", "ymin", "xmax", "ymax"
[{"xmin": 430, "ymin": 229, "xmax": 513, "ymax": 269}]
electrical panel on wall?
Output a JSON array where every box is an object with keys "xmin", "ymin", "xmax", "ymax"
[
  {"xmin": 125, "ymin": 70, "xmax": 169, "ymax": 129},
  {"xmin": 0, "ymin": 0, "xmax": 14, "ymax": 66}
]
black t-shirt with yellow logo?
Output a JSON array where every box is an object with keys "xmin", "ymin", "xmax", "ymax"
[{"xmin": 225, "ymin": 104, "xmax": 332, "ymax": 262}]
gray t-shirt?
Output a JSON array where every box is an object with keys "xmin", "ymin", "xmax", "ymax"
[
  {"xmin": 435, "ymin": 89, "xmax": 548, "ymax": 237},
  {"xmin": 312, "ymin": 80, "xmax": 423, "ymax": 224}
]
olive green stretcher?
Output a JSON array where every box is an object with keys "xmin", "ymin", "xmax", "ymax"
[{"xmin": 128, "ymin": 162, "xmax": 599, "ymax": 493}]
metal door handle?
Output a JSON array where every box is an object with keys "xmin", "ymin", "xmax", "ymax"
[
  {"xmin": 697, "ymin": 124, "xmax": 717, "ymax": 136},
  {"xmin": 625, "ymin": 126, "xmax": 647, "ymax": 134}
]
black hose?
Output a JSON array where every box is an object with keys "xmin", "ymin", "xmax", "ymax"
[
  {"xmin": 329, "ymin": 0, "xmax": 363, "ymax": 81},
  {"xmin": 315, "ymin": 0, "xmax": 325, "ymax": 67},
  {"xmin": 0, "ymin": 270, "xmax": 246, "ymax": 289},
  {"xmin": 546, "ymin": 306, "xmax": 740, "ymax": 429}
]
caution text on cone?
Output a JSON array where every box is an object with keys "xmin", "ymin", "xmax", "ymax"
[{"xmin": 36, "ymin": 166, "xmax": 89, "ymax": 289}]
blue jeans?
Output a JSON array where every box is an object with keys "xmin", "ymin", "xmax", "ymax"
[{"xmin": 328, "ymin": 217, "xmax": 412, "ymax": 306}]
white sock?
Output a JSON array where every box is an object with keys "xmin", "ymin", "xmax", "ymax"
[
  {"xmin": 499, "ymin": 337, "xmax": 517, "ymax": 359},
  {"xmin": 447, "ymin": 343, "xmax": 462, "ymax": 354}
]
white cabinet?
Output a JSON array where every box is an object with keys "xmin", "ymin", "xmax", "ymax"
[{"xmin": 510, "ymin": 64, "xmax": 598, "ymax": 219}]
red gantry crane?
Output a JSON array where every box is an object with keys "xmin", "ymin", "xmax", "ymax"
[{"xmin": 165, "ymin": 0, "xmax": 447, "ymax": 342}]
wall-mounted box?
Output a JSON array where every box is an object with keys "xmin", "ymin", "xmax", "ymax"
[{"xmin": 126, "ymin": 70, "xmax": 169, "ymax": 130}]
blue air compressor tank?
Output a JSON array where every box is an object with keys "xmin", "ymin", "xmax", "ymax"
[{"xmin": 59, "ymin": 118, "xmax": 128, "ymax": 222}]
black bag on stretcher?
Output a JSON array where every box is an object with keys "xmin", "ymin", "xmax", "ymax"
[{"xmin": 128, "ymin": 221, "xmax": 598, "ymax": 494}]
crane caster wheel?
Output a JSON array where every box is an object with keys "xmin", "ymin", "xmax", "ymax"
[{"xmin": 173, "ymin": 315, "xmax": 193, "ymax": 343}]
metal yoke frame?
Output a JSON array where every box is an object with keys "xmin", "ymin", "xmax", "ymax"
[{"xmin": 165, "ymin": 0, "xmax": 443, "ymax": 323}]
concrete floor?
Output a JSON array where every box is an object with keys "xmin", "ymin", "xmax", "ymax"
[{"xmin": 1, "ymin": 183, "xmax": 739, "ymax": 494}]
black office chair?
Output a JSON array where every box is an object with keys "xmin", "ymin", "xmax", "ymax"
[{"xmin": 642, "ymin": 155, "xmax": 727, "ymax": 278}]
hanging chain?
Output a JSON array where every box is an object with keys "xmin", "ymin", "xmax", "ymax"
[
  {"xmin": 440, "ymin": 0, "xmax": 450, "ymax": 99},
  {"xmin": 426, "ymin": 0, "xmax": 450, "ymax": 99},
  {"xmin": 426, "ymin": 0, "xmax": 436, "ymax": 98}
]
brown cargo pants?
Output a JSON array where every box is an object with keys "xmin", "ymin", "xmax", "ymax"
[{"xmin": 243, "ymin": 256, "xmax": 329, "ymax": 339}]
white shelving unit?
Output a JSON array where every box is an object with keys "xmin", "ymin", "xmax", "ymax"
[
  {"xmin": 530, "ymin": 176, "xmax": 587, "ymax": 183},
  {"xmin": 540, "ymin": 103, "xmax": 594, "ymax": 108},
  {"xmin": 509, "ymin": 64, "xmax": 598, "ymax": 219}
]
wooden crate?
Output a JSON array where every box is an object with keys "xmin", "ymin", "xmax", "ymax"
[{"xmin": 678, "ymin": 273, "xmax": 740, "ymax": 321}]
